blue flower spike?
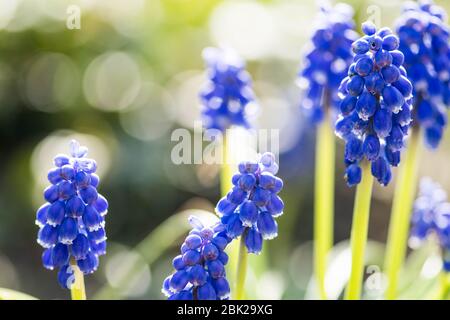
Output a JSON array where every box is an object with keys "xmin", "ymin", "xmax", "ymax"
[
  {"xmin": 336, "ymin": 22, "xmax": 414, "ymax": 187},
  {"xmin": 215, "ymin": 152, "xmax": 284, "ymax": 254},
  {"xmin": 36, "ymin": 140, "xmax": 108, "ymax": 289},
  {"xmin": 162, "ymin": 216, "xmax": 231, "ymax": 300},
  {"xmin": 396, "ymin": 0, "xmax": 450, "ymax": 149},
  {"xmin": 298, "ymin": 2, "xmax": 358, "ymax": 123},
  {"xmin": 410, "ymin": 178, "xmax": 450, "ymax": 272},
  {"xmin": 200, "ymin": 47, "xmax": 258, "ymax": 132}
]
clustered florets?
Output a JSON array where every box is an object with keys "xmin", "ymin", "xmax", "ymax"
[
  {"xmin": 36, "ymin": 140, "xmax": 108, "ymax": 289},
  {"xmin": 215, "ymin": 152, "xmax": 284, "ymax": 254},
  {"xmin": 410, "ymin": 178, "xmax": 450, "ymax": 271},
  {"xmin": 335, "ymin": 21, "xmax": 414, "ymax": 186},
  {"xmin": 162, "ymin": 216, "xmax": 231, "ymax": 300},
  {"xmin": 396, "ymin": 0, "xmax": 450, "ymax": 148},
  {"xmin": 200, "ymin": 47, "xmax": 257, "ymax": 132},
  {"xmin": 299, "ymin": 3, "xmax": 357, "ymax": 123}
]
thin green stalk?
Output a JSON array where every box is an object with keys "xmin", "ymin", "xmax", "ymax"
[
  {"xmin": 384, "ymin": 128, "xmax": 421, "ymax": 300},
  {"xmin": 345, "ymin": 161, "xmax": 374, "ymax": 300},
  {"xmin": 70, "ymin": 259, "xmax": 86, "ymax": 300},
  {"xmin": 439, "ymin": 272, "xmax": 449, "ymax": 300},
  {"xmin": 235, "ymin": 228, "xmax": 249, "ymax": 300},
  {"xmin": 221, "ymin": 133, "xmax": 240, "ymax": 298},
  {"xmin": 314, "ymin": 112, "xmax": 335, "ymax": 300}
]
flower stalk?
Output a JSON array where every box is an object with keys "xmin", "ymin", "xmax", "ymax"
[
  {"xmin": 314, "ymin": 110, "xmax": 335, "ymax": 300},
  {"xmin": 345, "ymin": 160, "xmax": 373, "ymax": 300},
  {"xmin": 384, "ymin": 128, "xmax": 421, "ymax": 300},
  {"xmin": 70, "ymin": 260, "xmax": 86, "ymax": 300},
  {"xmin": 235, "ymin": 228, "xmax": 249, "ymax": 300}
]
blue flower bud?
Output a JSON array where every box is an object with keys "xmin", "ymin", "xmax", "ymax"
[
  {"xmin": 36, "ymin": 203, "xmax": 49, "ymax": 228},
  {"xmin": 60, "ymin": 165, "xmax": 75, "ymax": 180},
  {"xmin": 47, "ymin": 201, "xmax": 65, "ymax": 226},
  {"xmin": 374, "ymin": 50, "xmax": 393, "ymax": 68},
  {"xmin": 189, "ymin": 265, "xmax": 208, "ymax": 286},
  {"xmin": 266, "ymin": 194, "xmax": 284, "ymax": 217},
  {"xmin": 74, "ymin": 171, "xmax": 91, "ymax": 188},
  {"xmin": 58, "ymin": 265, "xmax": 75, "ymax": 289},
  {"xmin": 77, "ymin": 252, "xmax": 99, "ymax": 274},
  {"xmin": 182, "ymin": 249, "xmax": 201, "ymax": 266},
  {"xmin": 385, "ymin": 148, "xmax": 400, "ymax": 167},
  {"xmin": 72, "ymin": 234, "xmax": 89, "ymax": 260},
  {"xmin": 252, "ymin": 187, "xmax": 271, "ymax": 207},
  {"xmin": 53, "ymin": 154, "xmax": 70, "ymax": 167},
  {"xmin": 344, "ymin": 136, "xmax": 363, "ymax": 162},
  {"xmin": 202, "ymin": 243, "xmax": 219, "ymax": 261},
  {"xmin": 340, "ymin": 95, "xmax": 357, "ymax": 115},
  {"xmin": 352, "ymin": 39, "xmax": 369, "ymax": 54},
  {"xmin": 356, "ymin": 91, "xmax": 377, "ymax": 120},
  {"xmin": 362, "ymin": 21, "xmax": 377, "ymax": 36},
  {"xmin": 257, "ymin": 211, "xmax": 278, "ymax": 240},
  {"xmin": 373, "ymin": 108, "xmax": 393, "ymax": 138},
  {"xmin": 382, "ymin": 34, "xmax": 399, "ymax": 51},
  {"xmin": 42, "ymin": 248, "xmax": 55, "ymax": 270},
  {"xmin": 347, "ymin": 75, "xmax": 365, "ymax": 96},
  {"xmin": 79, "ymin": 185, "xmax": 98, "ymax": 205},
  {"xmin": 355, "ymin": 57, "xmax": 373, "ymax": 77},
  {"xmin": 386, "ymin": 125, "xmax": 404, "ymax": 151},
  {"xmin": 44, "ymin": 185, "xmax": 59, "ymax": 203},
  {"xmin": 224, "ymin": 214, "xmax": 245, "ymax": 239},
  {"xmin": 83, "ymin": 205, "xmax": 102, "ymax": 232},
  {"xmin": 216, "ymin": 197, "xmax": 237, "ymax": 217},
  {"xmin": 345, "ymin": 164, "xmax": 362, "ymax": 187},
  {"xmin": 51, "ymin": 243, "xmax": 69, "ymax": 267},
  {"xmin": 58, "ymin": 217, "xmax": 78, "ymax": 244},
  {"xmin": 238, "ymin": 174, "xmax": 256, "ymax": 191},
  {"xmin": 212, "ymin": 277, "xmax": 230, "ymax": 299},
  {"xmin": 245, "ymin": 228, "xmax": 263, "ymax": 254},
  {"xmin": 48, "ymin": 168, "xmax": 62, "ymax": 185},
  {"xmin": 38, "ymin": 224, "xmax": 58, "ymax": 248},
  {"xmin": 65, "ymin": 196, "xmax": 84, "ymax": 218},
  {"xmin": 197, "ymin": 282, "xmax": 216, "ymax": 300},
  {"xmin": 207, "ymin": 260, "xmax": 225, "ymax": 279},
  {"xmin": 382, "ymin": 85, "xmax": 404, "ymax": 113},
  {"xmin": 363, "ymin": 134, "xmax": 380, "ymax": 161},
  {"xmin": 227, "ymin": 187, "xmax": 247, "ymax": 205},
  {"xmin": 185, "ymin": 234, "xmax": 202, "ymax": 250},
  {"xmin": 238, "ymin": 200, "xmax": 258, "ymax": 227},
  {"xmin": 381, "ymin": 65, "xmax": 400, "ymax": 84}
]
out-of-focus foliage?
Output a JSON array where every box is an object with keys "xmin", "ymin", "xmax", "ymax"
[{"xmin": 0, "ymin": 0, "xmax": 449, "ymax": 299}]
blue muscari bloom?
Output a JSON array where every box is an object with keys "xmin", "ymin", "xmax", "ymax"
[
  {"xmin": 298, "ymin": 3, "xmax": 358, "ymax": 123},
  {"xmin": 336, "ymin": 22, "xmax": 414, "ymax": 187},
  {"xmin": 395, "ymin": 0, "xmax": 450, "ymax": 148},
  {"xmin": 36, "ymin": 140, "xmax": 109, "ymax": 289},
  {"xmin": 162, "ymin": 216, "xmax": 231, "ymax": 300},
  {"xmin": 410, "ymin": 178, "xmax": 450, "ymax": 272},
  {"xmin": 200, "ymin": 47, "xmax": 257, "ymax": 132},
  {"xmin": 215, "ymin": 152, "xmax": 284, "ymax": 254}
]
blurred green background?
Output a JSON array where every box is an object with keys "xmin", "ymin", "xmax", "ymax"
[{"xmin": 0, "ymin": 0, "xmax": 449, "ymax": 300}]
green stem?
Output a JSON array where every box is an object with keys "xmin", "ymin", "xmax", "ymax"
[
  {"xmin": 235, "ymin": 228, "xmax": 249, "ymax": 300},
  {"xmin": 314, "ymin": 113, "xmax": 335, "ymax": 300},
  {"xmin": 345, "ymin": 161, "xmax": 373, "ymax": 300},
  {"xmin": 384, "ymin": 128, "xmax": 421, "ymax": 300},
  {"xmin": 70, "ymin": 259, "xmax": 86, "ymax": 300},
  {"xmin": 439, "ymin": 272, "xmax": 449, "ymax": 300}
]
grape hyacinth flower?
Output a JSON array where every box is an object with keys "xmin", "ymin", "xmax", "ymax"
[
  {"xmin": 410, "ymin": 178, "xmax": 450, "ymax": 271},
  {"xmin": 215, "ymin": 152, "xmax": 284, "ymax": 254},
  {"xmin": 200, "ymin": 47, "xmax": 257, "ymax": 132},
  {"xmin": 298, "ymin": 2, "xmax": 357, "ymax": 123},
  {"xmin": 335, "ymin": 21, "xmax": 414, "ymax": 186},
  {"xmin": 162, "ymin": 216, "xmax": 231, "ymax": 300},
  {"xmin": 396, "ymin": 0, "xmax": 450, "ymax": 148},
  {"xmin": 36, "ymin": 140, "xmax": 108, "ymax": 292}
]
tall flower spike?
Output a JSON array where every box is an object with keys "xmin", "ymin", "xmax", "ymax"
[
  {"xmin": 215, "ymin": 152, "xmax": 284, "ymax": 254},
  {"xmin": 410, "ymin": 178, "xmax": 450, "ymax": 271},
  {"xmin": 298, "ymin": 2, "xmax": 357, "ymax": 123},
  {"xmin": 335, "ymin": 22, "xmax": 414, "ymax": 186},
  {"xmin": 36, "ymin": 140, "xmax": 108, "ymax": 289},
  {"xmin": 396, "ymin": 0, "xmax": 450, "ymax": 148},
  {"xmin": 200, "ymin": 47, "xmax": 257, "ymax": 132},
  {"xmin": 162, "ymin": 216, "xmax": 231, "ymax": 300}
]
